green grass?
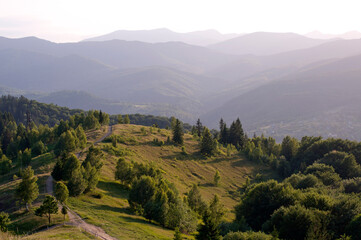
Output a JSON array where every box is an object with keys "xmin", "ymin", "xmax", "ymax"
[
  {"xmin": 0, "ymin": 124, "xmax": 277, "ymax": 239},
  {"xmin": 67, "ymin": 180, "xmax": 177, "ymax": 240},
  {"xmin": 22, "ymin": 225, "xmax": 98, "ymax": 240}
]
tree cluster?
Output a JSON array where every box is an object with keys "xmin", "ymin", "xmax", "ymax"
[{"xmin": 52, "ymin": 146, "xmax": 103, "ymax": 196}]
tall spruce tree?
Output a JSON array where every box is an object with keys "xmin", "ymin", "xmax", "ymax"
[
  {"xmin": 200, "ymin": 127, "xmax": 216, "ymax": 156},
  {"xmin": 196, "ymin": 210, "xmax": 221, "ymax": 240},
  {"xmin": 16, "ymin": 166, "xmax": 39, "ymax": 211},
  {"xmin": 172, "ymin": 119, "xmax": 184, "ymax": 145},
  {"xmin": 196, "ymin": 119, "xmax": 203, "ymax": 137},
  {"xmin": 219, "ymin": 118, "xmax": 228, "ymax": 144},
  {"xmin": 228, "ymin": 118, "xmax": 245, "ymax": 149}
]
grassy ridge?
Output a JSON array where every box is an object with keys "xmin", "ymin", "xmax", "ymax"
[
  {"xmin": 66, "ymin": 124, "xmax": 276, "ymax": 239},
  {"xmin": 1, "ymin": 124, "xmax": 276, "ymax": 239}
]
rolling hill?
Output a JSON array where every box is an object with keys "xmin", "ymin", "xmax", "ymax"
[
  {"xmin": 209, "ymin": 32, "xmax": 328, "ymax": 55},
  {"xmin": 202, "ymin": 54, "xmax": 361, "ymax": 141}
]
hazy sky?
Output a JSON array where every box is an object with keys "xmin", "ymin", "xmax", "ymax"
[{"xmin": 1, "ymin": 0, "xmax": 360, "ymax": 42}]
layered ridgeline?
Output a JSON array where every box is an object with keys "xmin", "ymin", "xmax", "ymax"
[
  {"xmin": 2, "ymin": 34, "xmax": 361, "ymax": 139},
  {"xmin": 1, "ymin": 99, "xmax": 361, "ymax": 239}
]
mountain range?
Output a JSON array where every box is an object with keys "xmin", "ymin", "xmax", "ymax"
[
  {"xmin": 1, "ymin": 31, "xmax": 361, "ymax": 140},
  {"xmin": 83, "ymin": 28, "xmax": 240, "ymax": 46}
]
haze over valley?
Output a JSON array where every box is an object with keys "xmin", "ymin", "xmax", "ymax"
[{"xmin": 1, "ymin": 29, "xmax": 361, "ymax": 140}]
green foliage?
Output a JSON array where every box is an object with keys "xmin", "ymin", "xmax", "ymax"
[
  {"xmin": 0, "ymin": 155, "xmax": 12, "ymax": 175},
  {"xmin": 15, "ymin": 166, "xmax": 39, "ymax": 210},
  {"xmin": 124, "ymin": 114, "xmax": 130, "ymax": 124},
  {"xmin": 214, "ymin": 170, "xmax": 221, "ymax": 187},
  {"xmin": 172, "ymin": 119, "xmax": 184, "ymax": 145},
  {"xmin": 82, "ymin": 161, "xmax": 100, "ymax": 193},
  {"xmin": 304, "ymin": 163, "xmax": 341, "ymax": 186},
  {"xmin": 330, "ymin": 196, "xmax": 361, "ymax": 237},
  {"xmin": 173, "ymin": 227, "xmax": 182, "ymax": 240},
  {"xmin": 196, "ymin": 209, "xmax": 221, "ymax": 240},
  {"xmin": 67, "ymin": 168, "xmax": 87, "ymax": 196},
  {"xmin": 82, "ymin": 145, "xmax": 103, "ymax": 170},
  {"xmin": 284, "ymin": 173, "xmax": 320, "ymax": 189},
  {"xmin": 0, "ymin": 95, "xmax": 82, "ymax": 127},
  {"xmin": 235, "ymin": 180, "xmax": 296, "ymax": 230},
  {"xmin": 187, "ymin": 184, "xmax": 207, "ymax": 216},
  {"xmin": 209, "ymin": 194, "xmax": 225, "ymax": 225},
  {"xmin": 228, "ymin": 118, "xmax": 245, "ymax": 150},
  {"xmin": 346, "ymin": 214, "xmax": 361, "ymax": 240},
  {"xmin": 281, "ymin": 136, "xmax": 299, "ymax": 161},
  {"xmin": 301, "ymin": 192, "xmax": 334, "ymax": 211},
  {"xmin": 0, "ymin": 212, "xmax": 10, "ymax": 232},
  {"xmin": 61, "ymin": 206, "xmax": 68, "ymax": 221},
  {"xmin": 200, "ymin": 127, "xmax": 217, "ymax": 156},
  {"xmin": 129, "ymin": 176, "xmax": 157, "ymax": 213},
  {"xmin": 223, "ymin": 231, "xmax": 276, "ymax": 240},
  {"xmin": 115, "ymin": 157, "xmax": 133, "ymax": 185},
  {"xmin": 319, "ymin": 151, "xmax": 361, "ymax": 179},
  {"xmin": 75, "ymin": 125, "xmax": 87, "ymax": 148},
  {"xmin": 117, "ymin": 114, "xmax": 123, "ymax": 124},
  {"xmin": 342, "ymin": 177, "xmax": 361, "ymax": 193},
  {"xmin": 264, "ymin": 204, "xmax": 329, "ymax": 240},
  {"xmin": 196, "ymin": 119, "xmax": 203, "ymax": 137},
  {"xmin": 55, "ymin": 130, "xmax": 76, "ymax": 156},
  {"xmin": 35, "ymin": 195, "xmax": 58, "ymax": 225},
  {"xmin": 55, "ymin": 181, "xmax": 69, "ymax": 204},
  {"xmin": 32, "ymin": 140, "xmax": 47, "ymax": 156},
  {"xmin": 21, "ymin": 148, "xmax": 32, "ymax": 166}
]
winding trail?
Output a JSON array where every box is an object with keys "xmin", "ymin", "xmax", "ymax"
[{"xmin": 44, "ymin": 125, "xmax": 116, "ymax": 240}]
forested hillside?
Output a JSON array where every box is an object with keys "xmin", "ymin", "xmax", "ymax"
[{"xmin": 1, "ymin": 100, "xmax": 361, "ymax": 239}]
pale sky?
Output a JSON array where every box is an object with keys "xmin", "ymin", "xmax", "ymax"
[{"xmin": 0, "ymin": 0, "xmax": 360, "ymax": 42}]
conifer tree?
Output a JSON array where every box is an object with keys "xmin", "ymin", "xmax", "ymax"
[
  {"xmin": 16, "ymin": 166, "xmax": 39, "ymax": 211},
  {"xmin": 0, "ymin": 212, "xmax": 10, "ymax": 232},
  {"xmin": 174, "ymin": 227, "xmax": 182, "ymax": 240},
  {"xmin": 124, "ymin": 115, "xmax": 130, "ymax": 124},
  {"xmin": 196, "ymin": 119, "xmax": 203, "ymax": 137},
  {"xmin": 213, "ymin": 170, "xmax": 221, "ymax": 187},
  {"xmin": 200, "ymin": 127, "xmax": 216, "ymax": 156},
  {"xmin": 219, "ymin": 118, "xmax": 228, "ymax": 144},
  {"xmin": 99, "ymin": 110, "xmax": 104, "ymax": 124},
  {"xmin": 172, "ymin": 119, "xmax": 184, "ymax": 145},
  {"xmin": 228, "ymin": 118, "xmax": 245, "ymax": 149},
  {"xmin": 75, "ymin": 125, "xmax": 87, "ymax": 148},
  {"xmin": 187, "ymin": 184, "xmax": 206, "ymax": 215},
  {"xmin": 117, "ymin": 114, "xmax": 123, "ymax": 124},
  {"xmin": 196, "ymin": 210, "xmax": 221, "ymax": 240}
]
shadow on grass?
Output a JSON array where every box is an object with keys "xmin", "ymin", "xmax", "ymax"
[
  {"xmin": 97, "ymin": 181, "xmax": 129, "ymax": 199},
  {"xmin": 162, "ymin": 151, "xmax": 205, "ymax": 161},
  {"xmin": 93, "ymin": 204, "xmax": 131, "ymax": 215}
]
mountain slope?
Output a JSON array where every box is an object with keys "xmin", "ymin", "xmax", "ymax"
[
  {"xmin": 209, "ymin": 32, "xmax": 328, "ymax": 55},
  {"xmin": 202, "ymin": 54, "xmax": 361, "ymax": 140},
  {"xmin": 83, "ymin": 28, "xmax": 240, "ymax": 46},
  {"xmin": 0, "ymin": 49, "xmax": 112, "ymax": 91},
  {"xmin": 0, "ymin": 36, "xmax": 239, "ymax": 73},
  {"xmin": 209, "ymin": 38, "xmax": 361, "ymax": 82}
]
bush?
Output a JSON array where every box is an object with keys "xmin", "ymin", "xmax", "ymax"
[{"xmin": 223, "ymin": 231, "xmax": 276, "ymax": 240}]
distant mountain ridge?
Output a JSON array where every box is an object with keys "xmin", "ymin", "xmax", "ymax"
[
  {"xmin": 83, "ymin": 28, "xmax": 241, "ymax": 46},
  {"xmin": 209, "ymin": 32, "xmax": 329, "ymax": 55},
  {"xmin": 305, "ymin": 30, "xmax": 361, "ymax": 40},
  {"xmin": 2, "ymin": 34, "xmax": 361, "ymax": 140}
]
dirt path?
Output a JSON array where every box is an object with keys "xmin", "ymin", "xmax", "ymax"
[{"xmin": 43, "ymin": 125, "xmax": 116, "ymax": 240}]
